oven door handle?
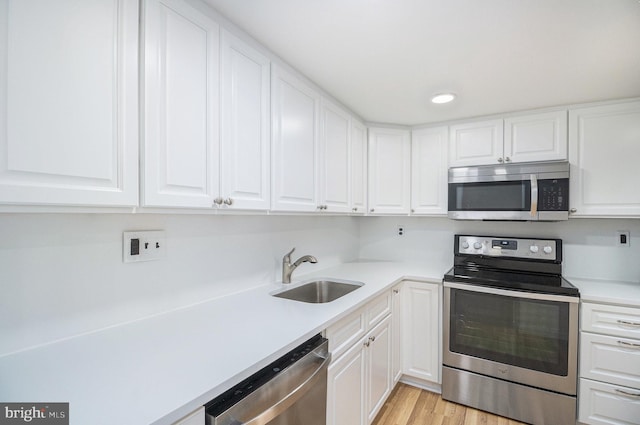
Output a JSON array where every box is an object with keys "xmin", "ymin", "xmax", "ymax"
[
  {"xmin": 530, "ymin": 174, "xmax": 538, "ymax": 218},
  {"xmin": 444, "ymin": 281, "xmax": 579, "ymax": 303}
]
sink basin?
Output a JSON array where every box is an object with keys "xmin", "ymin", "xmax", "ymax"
[{"xmin": 272, "ymin": 279, "xmax": 364, "ymax": 303}]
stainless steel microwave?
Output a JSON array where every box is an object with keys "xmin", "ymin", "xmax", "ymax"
[{"xmin": 448, "ymin": 161, "xmax": 569, "ymax": 221}]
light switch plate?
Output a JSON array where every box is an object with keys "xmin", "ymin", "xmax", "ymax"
[{"xmin": 123, "ymin": 231, "xmax": 166, "ymax": 262}]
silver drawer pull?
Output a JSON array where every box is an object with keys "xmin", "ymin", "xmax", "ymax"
[
  {"xmin": 617, "ymin": 319, "xmax": 640, "ymax": 327},
  {"xmin": 615, "ymin": 389, "xmax": 640, "ymax": 398},
  {"xmin": 617, "ymin": 340, "xmax": 640, "ymax": 348}
]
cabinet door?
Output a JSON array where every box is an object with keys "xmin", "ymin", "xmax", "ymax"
[
  {"xmin": 569, "ymin": 101, "xmax": 640, "ymax": 217},
  {"xmin": 271, "ymin": 66, "xmax": 320, "ymax": 211},
  {"xmin": 368, "ymin": 128, "xmax": 411, "ymax": 215},
  {"xmin": 220, "ymin": 30, "xmax": 270, "ymax": 210},
  {"xmin": 411, "ymin": 126, "xmax": 448, "ymax": 215},
  {"xmin": 449, "ymin": 119, "xmax": 503, "ymax": 167},
  {"xmin": 581, "ymin": 332, "xmax": 640, "ymax": 389},
  {"xmin": 327, "ymin": 341, "xmax": 366, "ymax": 425},
  {"xmin": 578, "ymin": 378, "xmax": 640, "ymax": 425},
  {"xmin": 402, "ymin": 280, "xmax": 440, "ymax": 384},
  {"xmin": 350, "ymin": 120, "xmax": 367, "ymax": 214},
  {"xmin": 366, "ymin": 315, "xmax": 392, "ymax": 424},
  {"xmin": 319, "ymin": 99, "xmax": 350, "ymax": 213},
  {"xmin": 504, "ymin": 110, "xmax": 567, "ymax": 163},
  {"xmin": 0, "ymin": 0, "xmax": 138, "ymax": 206},
  {"xmin": 143, "ymin": 0, "xmax": 219, "ymax": 208}
]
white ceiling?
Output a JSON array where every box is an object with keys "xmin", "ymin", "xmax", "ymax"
[{"xmin": 204, "ymin": 0, "xmax": 640, "ymax": 125}]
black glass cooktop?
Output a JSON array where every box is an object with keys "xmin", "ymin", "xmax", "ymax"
[{"xmin": 444, "ymin": 266, "xmax": 579, "ymax": 296}]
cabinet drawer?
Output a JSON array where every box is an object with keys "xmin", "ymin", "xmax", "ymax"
[
  {"xmin": 582, "ymin": 303, "xmax": 640, "ymax": 339},
  {"xmin": 579, "ymin": 378, "xmax": 640, "ymax": 425},
  {"xmin": 327, "ymin": 307, "xmax": 366, "ymax": 359},
  {"xmin": 581, "ymin": 332, "xmax": 640, "ymax": 389},
  {"xmin": 366, "ymin": 292, "xmax": 392, "ymax": 329}
]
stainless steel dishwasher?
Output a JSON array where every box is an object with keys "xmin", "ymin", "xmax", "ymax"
[{"xmin": 205, "ymin": 334, "xmax": 330, "ymax": 425}]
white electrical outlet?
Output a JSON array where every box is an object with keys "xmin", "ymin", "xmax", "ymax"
[
  {"xmin": 617, "ymin": 231, "xmax": 630, "ymax": 247},
  {"xmin": 123, "ymin": 231, "xmax": 166, "ymax": 263},
  {"xmin": 397, "ymin": 225, "xmax": 404, "ymax": 236}
]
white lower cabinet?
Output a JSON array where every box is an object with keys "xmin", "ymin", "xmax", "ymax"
[
  {"xmin": 401, "ymin": 280, "xmax": 441, "ymax": 385},
  {"xmin": 327, "ymin": 292, "xmax": 394, "ymax": 425},
  {"xmin": 391, "ymin": 283, "xmax": 403, "ymax": 383},
  {"xmin": 579, "ymin": 301, "xmax": 640, "ymax": 424}
]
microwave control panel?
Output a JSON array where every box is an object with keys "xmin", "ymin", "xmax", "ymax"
[
  {"xmin": 456, "ymin": 235, "xmax": 560, "ymax": 261},
  {"xmin": 538, "ymin": 179, "xmax": 569, "ymax": 211}
]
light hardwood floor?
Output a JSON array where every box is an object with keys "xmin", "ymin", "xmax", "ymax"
[{"xmin": 372, "ymin": 383, "xmax": 527, "ymax": 425}]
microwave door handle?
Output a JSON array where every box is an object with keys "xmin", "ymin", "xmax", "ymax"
[{"xmin": 530, "ymin": 174, "xmax": 538, "ymax": 217}]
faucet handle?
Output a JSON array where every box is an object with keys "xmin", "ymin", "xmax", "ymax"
[{"xmin": 283, "ymin": 247, "xmax": 295, "ymax": 262}]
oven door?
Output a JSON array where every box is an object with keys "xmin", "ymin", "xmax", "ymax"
[{"xmin": 443, "ymin": 282, "xmax": 579, "ymax": 395}]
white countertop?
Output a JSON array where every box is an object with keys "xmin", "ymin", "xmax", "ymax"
[
  {"xmin": 0, "ymin": 261, "xmax": 443, "ymax": 425},
  {"xmin": 568, "ymin": 276, "xmax": 640, "ymax": 308}
]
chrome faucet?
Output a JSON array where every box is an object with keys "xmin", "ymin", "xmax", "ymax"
[{"xmin": 282, "ymin": 247, "xmax": 317, "ymax": 283}]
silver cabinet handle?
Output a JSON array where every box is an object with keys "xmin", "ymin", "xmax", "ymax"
[
  {"xmin": 505, "ymin": 157, "xmax": 511, "ymax": 162},
  {"xmin": 570, "ymin": 208, "xmax": 577, "ymax": 213},
  {"xmin": 213, "ymin": 197, "xmax": 224, "ymax": 206},
  {"xmin": 223, "ymin": 197, "xmax": 233, "ymax": 206},
  {"xmin": 617, "ymin": 319, "xmax": 640, "ymax": 327},
  {"xmin": 497, "ymin": 157, "xmax": 504, "ymax": 163},
  {"xmin": 615, "ymin": 388, "xmax": 640, "ymax": 398},
  {"xmin": 370, "ymin": 208, "xmax": 375, "ymax": 213},
  {"xmin": 369, "ymin": 336, "xmax": 376, "ymax": 342},
  {"xmin": 364, "ymin": 341, "xmax": 370, "ymax": 347},
  {"xmin": 352, "ymin": 207, "xmax": 358, "ymax": 212},
  {"xmin": 393, "ymin": 289, "xmax": 399, "ymax": 294},
  {"xmin": 617, "ymin": 340, "xmax": 640, "ymax": 348}
]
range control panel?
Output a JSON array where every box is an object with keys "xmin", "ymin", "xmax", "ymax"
[{"xmin": 456, "ymin": 235, "xmax": 559, "ymax": 261}]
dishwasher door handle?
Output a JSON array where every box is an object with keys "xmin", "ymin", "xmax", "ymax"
[{"xmin": 242, "ymin": 353, "xmax": 331, "ymax": 425}]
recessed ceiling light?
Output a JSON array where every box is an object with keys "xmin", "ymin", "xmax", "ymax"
[{"xmin": 431, "ymin": 93, "xmax": 456, "ymax": 104}]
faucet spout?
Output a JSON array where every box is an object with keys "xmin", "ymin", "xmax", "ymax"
[{"xmin": 282, "ymin": 248, "xmax": 318, "ymax": 283}]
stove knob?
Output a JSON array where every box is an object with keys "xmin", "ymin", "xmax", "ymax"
[
  {"xmin": 529, "ymin": 245, "xmax": 539, "ymax": 253},
  {"xmin": 461, "ymin": 241, "xmax": 470, "ymax": 249},
  {"xmin": 473, "ymin": 242, "xmax": 482, "ymax": 250},
  {"xmin": 543, "ymin": 246, "xmax": 553, "ymax": 254}
]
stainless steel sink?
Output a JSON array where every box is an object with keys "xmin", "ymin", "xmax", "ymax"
[{"xmin": 272, "ymin": 279, "xmax": 364, "ymax": 303}]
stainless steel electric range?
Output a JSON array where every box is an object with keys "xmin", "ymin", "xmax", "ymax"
[{"xmin": 442, "ymin": 234, "xmax": 579, "ymax": 425}]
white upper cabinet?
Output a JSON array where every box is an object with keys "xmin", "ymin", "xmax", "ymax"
[
  {"xmin": 350, "ymin": 120, "xmax": 367, "ymax": 214},
  {"xmin": 142, "ymin": 0, "xmax": 220, "ymax": 208},
  {"xmin": 449, "ymin": 111, "xmax": 567, "ymax": 167},
  {"xmin": 0, "ymin": 0, "xmax": 139, "ymax": 207},
  {"xmin": 368, "ymin": 128, "xmax": 411, "ymax": 215},
  {"xmin": 568, "ymin": 100, "xmax": 640, "ymax": 217},
  {"xmin": 449, "ymin": 119, "xmax": 503, "ymax": 167},
  {"xmin": 271, "ymin": 65, "xmax": 320, "ymax": 212},
  {"xmin": 220, "ymin": 30, "xmax": 271, "ymax": 210},
  {"xmin": 319, "ymin": 98, "xmax": 351, "ymax": 213},
  {"xmin": 504, "ymin": 111, "xmax": 567, "ymax": 163},
  {"xmin": 411, "ymin": 126, "xmax": 448, "ymax": 215}
]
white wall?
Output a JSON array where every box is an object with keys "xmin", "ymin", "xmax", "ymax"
[
  {"xmin": 3, "ymin": 213, "xmax": 639, "ymax": 357},
  {"xmin": 0, "ymin": 214, "xmax": 360, "ymax": 356},
  {"xmin": 359, "ymin": 216, "xmax": 640, "ymax": 282}
]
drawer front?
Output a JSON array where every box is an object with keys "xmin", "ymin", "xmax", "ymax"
[
  {"xmin": 366, "ymin": 291, "xmax": 392, "ymax": 329},
  {"xmin": 327, "ymin": 308, "xmax": 366, "ymax": 359},
  {"xmin": 582, "ymin": 302, "xmax": 640, "ymax": 339},
  {"xmin": 579, "ymin": 378, "xmax": 640, "ymax": 425},
  {"xmin": 581, "ymin": 332, "xmax": 640, "ymax": 389}
]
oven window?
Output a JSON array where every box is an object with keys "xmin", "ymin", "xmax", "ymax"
[
  {"xmin": 448, "ymin": 181, "xmax": 530, "ymax": 211},
  {"xmin": 449, "ymin": 288, "xmax": 569, "ymax": 376}
]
